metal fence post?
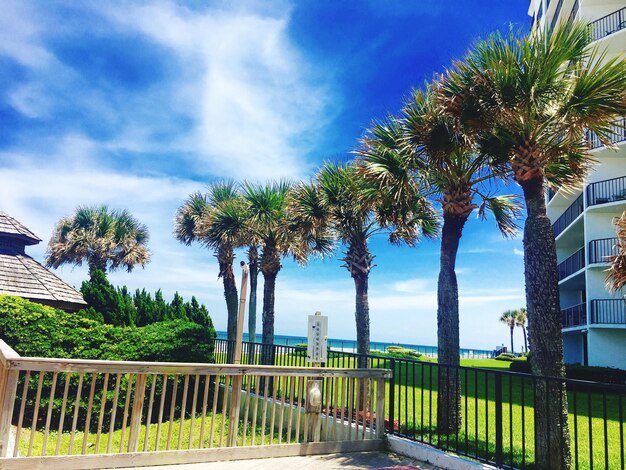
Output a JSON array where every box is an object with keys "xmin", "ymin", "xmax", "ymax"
[
  {"xmin": 388, "ymin": 358, "xmax": 395, "ymax": 435},
  {"xmin": 495, "ymin": 372, "xmax": 503, "ymax": 467}
]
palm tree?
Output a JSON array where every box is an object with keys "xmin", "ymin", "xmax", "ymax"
[
  {"xmin": 515, "ymin": 307, "xmax": 528, "ymax": 353},
  {"xmin": 358, "ymin": 87, "xmax": 519, "ymax": 433},
  {"xmin": 290, "ymin": 162, "xmax": 437, "ymax": 368},
  {"xmin": 607, "ymin": 211, "xmax": 626, "ymax": 292},
  {"xmin": 247, "ymin": 245, "xmax": 259, "ymax": 344},
  {"xmin": 243, "ymin": 181, "xmax": 331, "ymax": 365},
  {"xmin": 46, "ymin": 205, "xmax": 150, "ymax": 275},
  {"xmin": 175, "ymin": 182, "xmax": 249, "ymax": 348},
  {"xmin": 438, "ymin": 22, "xmax": 626, "ymax": 468},
  {"xmin": 500, "ymin": 310, "xmax": 517, "ymax": 354}
]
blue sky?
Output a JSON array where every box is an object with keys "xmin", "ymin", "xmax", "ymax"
[{"xmin": 0, "ymin": 1, "xmax": 532, "ymax": 350}]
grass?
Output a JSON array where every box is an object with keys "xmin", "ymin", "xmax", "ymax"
[{"xmin": 18, "ymin": 411, "xmax": 285, "ymax": 457}]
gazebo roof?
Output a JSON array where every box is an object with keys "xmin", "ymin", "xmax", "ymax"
[
  {"xmin": 0, "ymin": 212, "xmax": 86, "ymax": 311},
  {"xmin": 0, "ymin": 212, "xmax": 41, "ymax": 245}
]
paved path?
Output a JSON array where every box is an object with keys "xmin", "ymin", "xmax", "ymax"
[{"xmin": 116, "ymin": 451, "xmax": 441, "ymax": 469}]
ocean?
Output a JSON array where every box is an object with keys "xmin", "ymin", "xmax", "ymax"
[{"xmin": 216, "ymin": 331, "xmax": 498, "ymax": 360}]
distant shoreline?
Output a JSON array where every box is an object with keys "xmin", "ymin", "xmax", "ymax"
[{"xmin": 215, "ymin": 331, "xmax": 499, "ymax": 359}]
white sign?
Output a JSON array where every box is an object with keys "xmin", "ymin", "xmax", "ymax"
[{"xmin": 307, "ymin": 313, "xmax": 328, "ymax": 363}]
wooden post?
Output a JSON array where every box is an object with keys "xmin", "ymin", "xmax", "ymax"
[
  {"xmin": 375, "ymin": 377, "xmax": 386, "ymax": 438},
  {"xmin": 128, "ymin": 373, "xmax": 147, "ymax": 452},
  {"xmin": 228, "ymin": 262, "xmax": 249, "ymax": 447},
  {"xmin": 0, "ymin": 339, "xmax": 20, "ymax": 457}
]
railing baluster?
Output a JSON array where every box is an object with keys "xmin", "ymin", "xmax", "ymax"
[
  {"xmin": 28, "ymin": 372, "xmax": 45, "ymax": 456},
  {"xmin": 68, "ymin": 372, "xmax": 84, "ymax": 455},
  {"xmin": 82, "ymin": 372, "xmax": 97, "ymax": 454},
  {"xmin": 177, "ymin": 374, "xmax": 190, "ymax": 450},
  {"xmin": 106, "ymin": 373, "xmax": 122, "ymax": 454},
  {"xmin": 95, "ymin": 372, "xmax": 110, "ymax": 454},
  {"xmin": 143, "ymin": 373, "xmax": 157, "ymax": 452},
  {"xmin": 251, "ymin": 375, "xmax": 260, "ymax": 446},
  {"xmin": 13, "ymin": 370, "xmax": 30, "ymax": 457},
  {"xmin": 154, "ymin": 374, "xmax": 167, "ymax": 451},
  {"xmin": 119, "ymin": 373, "xmax": 135, "ymax": 453}
]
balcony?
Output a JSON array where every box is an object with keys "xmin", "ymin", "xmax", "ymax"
[
  {"xmin": 552, "ymin": 193, "xmax": 584, "ymax": 238},
  {"xmin": 586, "ymin": 175, "xmax": 626, "ymax": 207},
  {"xmin": 589, "ymin": 7, "xmax": 626, "ymax": 42},
  {"xmin": 550, "ymin": 0, "xmax": 564, "ymax": 31},
  {"xmin": 585, "ymin": 117, "xmax": 626, "ymax": 149},
  {"xmin": 590, "ymin": 299, "xmax": 626, "ymax": 324},
  {"xmin": 588, "ymin": 237, "xmax": 618, "ymax": 264},
  {"xmin": 558, "ymin": 247, "xmax": 585, "ymax": 280},
  {"xmin": 561, "ymin": 302, "xmax": 587, "ymax": 328}
]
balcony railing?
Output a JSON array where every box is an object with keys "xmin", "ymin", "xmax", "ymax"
[
  {"xmin": 568, "ymin": 0, "xmax": 579, "ymax": 26},
  {"xmin": 552, "ymin": 193, "xmax": 584, "ymax": 237},
  {"xmin": 588, "ymin": 237, "xmax": 618, "ymax": 264},
  {"xmin": 561, "ymin": 302, "xmax": 587, "ymax": 328},
  {"xmin": 590, "ymin": 299, "xmax": 626, "ymax": 324},
  {"xmin": 586, "ymin": 175, "xmax": 626, "ymax": 206},
  {"xmin": 585, "ymin": 117, "xmax": 626, "ymax": 149},
  {"xmin": 589, "ymin": 7, "xmax": 626, "ymax": 42},
  {"xmin": 558, "ymin": 247, "xmax": 585, "ymax": 280},
  {"xmin": 550, "ymin": 0, "xmax": 564, "ymax": 31}
]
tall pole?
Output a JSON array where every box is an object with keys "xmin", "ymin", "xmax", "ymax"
[
  {"xmin": 228, "ymin": 262, "xmax": 249, "ymax": 446},
  {"xmin": 234, "ymin": 261, "xmax": 249, "ymax": 365}
]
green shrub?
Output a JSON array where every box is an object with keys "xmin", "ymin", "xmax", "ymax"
[
  {"xmin": 509, "ymin": 360, "xmax": 626, "ymax": 384},
  {"xmin": 495, "ymin": 352, "xmax": 517, "ymax": 361},
  {"xmin": 368, "ymin": 346, "xmax": 423, "ymax": 360}
]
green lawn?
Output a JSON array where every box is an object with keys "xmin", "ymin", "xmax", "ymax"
[{"xmin": 18, "ymin": 411, "xmax": 285, "ymax": 457}]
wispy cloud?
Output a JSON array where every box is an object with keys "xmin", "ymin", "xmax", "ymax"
[{"xmin": 513, "ymin": 248, "xmax": 524, "ymax": 257}]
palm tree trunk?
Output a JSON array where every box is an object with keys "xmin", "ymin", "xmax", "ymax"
[
  {"xmin": 88, "ymin": 259, "xmax": 107, "ymax": 276},
  {"xmin": 353, "ymin": 273, "xmax": 370, "ymax": 370},
  {"xmin": 217, "ymin": 245, "xmax": 238, "ymax": 363},
  {"xmin": 520, "ymin": 176, "xmax": 570, "ymax": 470},
  {"xmin": 344, "ymin": 239, "xmax": 373, "ymax": 370},
  {"xmin": 261, "ymin": 269, "xmax": 277, "ymax": 366},
  {"xmin": 522, "ymin": 326, "xmax": 528, "ymax": 353},
  {"xmin": 436, "ymin": 212, "xmax": 467, "ymax": 434},
  {"xmin": 247, "ymin": 246, "xmax": 259, "ymax": 363},
  {"xmin": 510, "ymin": 326, "xmax": 514, "ymax": 355}
]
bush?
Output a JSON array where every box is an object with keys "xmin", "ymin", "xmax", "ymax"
[
  {"xmin": 509, "ymin": 360, "xmax": 626, "ymax": 384},
  {"xmin": 495, "ymin": 352, "xmax": 517, "ymax": 361},
  {"xmin": 369, "ymin": 346, "xmax": 424, "ymax": 360},
  {"xmin": 0, "ymin": 295, "xmax": 216, "ymax": 363}
]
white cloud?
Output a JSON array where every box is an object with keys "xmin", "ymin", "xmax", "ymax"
[{"xmin": 513, "ymin": 248, "xmax": 524, "ymax": 257}]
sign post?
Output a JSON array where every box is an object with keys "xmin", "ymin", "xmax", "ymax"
[
  {"xmin": 306, "ymin": 311, "xmax": 328, "ymax": 442},
  {"xmin": 228, "ymin": 262, "xmax": 249, "ymax": 447}
]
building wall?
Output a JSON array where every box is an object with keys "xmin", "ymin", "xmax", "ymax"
[
  {"xmin": 563, "ymin": 331, "xmax": 585, "ymax": 364},
  {"xmin": 587, "ymin": 328, "xmax": 626, "ymax": 369}
]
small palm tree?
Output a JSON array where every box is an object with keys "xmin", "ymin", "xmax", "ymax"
[
  {"xmin": 438, "ymin": 22, "xmax": 626, "ymax": 468},
  {"xmin": 175, "ymin": 182, "xmax": 249, "ymax": 347},
  {"xmin": 46, "ymin": 205, "xmax": 150, "ymax": 275},
  {"xmin": 515, "ymin": 307, "xmax": 528, "ymax": 353},
  {"xmin": 291, "ymin": 162, "xmax": 436, "ymax": 368},
  {"xmin": 358, "ymin": 86, "xmax": 519, "ymax": 433},
  {"xmin": 243, "ymin": 181, "xmax": 331, "ymax": 364},
  {"xmin": 607, "ymin": 211, "xmax": 626, "ymax": 292},
  {"xmin": 500, "ymin": 310, "xmax": 517, "ymax": 354}
]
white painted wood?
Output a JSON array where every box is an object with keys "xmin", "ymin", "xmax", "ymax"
[
  {"xmin": 5, "ymin": 358, "xmax": 391, "ymax": 379},
  {"xmin": 0, "ymin": 439, "xmax": 385, "ymax": 470}
]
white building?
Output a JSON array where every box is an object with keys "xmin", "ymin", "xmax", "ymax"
[{"xmin": 528, "ymin": 0, "xmax": 626, "ymax": 369}]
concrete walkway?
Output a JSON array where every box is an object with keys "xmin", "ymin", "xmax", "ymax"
[{"xmin": 116, "ymin": 451, "xmax": 442, "ymax": 469}]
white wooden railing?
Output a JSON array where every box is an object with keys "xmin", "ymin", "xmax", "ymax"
[{"xmin": 0, "ymin": 340, "xmax": 389, "ymax": 469}]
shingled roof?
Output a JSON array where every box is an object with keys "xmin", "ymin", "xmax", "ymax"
[
  {"xmin": 0, "ymin": 211, "xmax": 41, "ymax": 245},
  {"xmin": 0, "ymin": 212, "xmax": 86, "ymax": 311}
]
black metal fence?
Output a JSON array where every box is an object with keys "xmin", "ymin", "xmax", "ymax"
[
  {"xmin": 558, "ymin": 247, "xmax": 585, "ymax": 280},
  {"xmin": 591, "ymin": 299, "xmax": 626, "ymax": 325},
  {"xmin": 589, "ymin": 238, "xmax": 618, "ymax": 265},
  {"xmin": 561, "ymin": 302, "xmax": 587, "ymax": 328},
  {"xmin": 589, "ymin": 7, "xmax": 626, "ymax": 42},
  {"xmin": 587, "ymin": 176, "xmax": 626, "ymax": 207},
  {"xmin": 213, "ymin": 338, "xmax": 626, "ymax": 469},
  {"xmin": 552, "ymin": 194, "xmax": 584, "ymax": 238}
]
